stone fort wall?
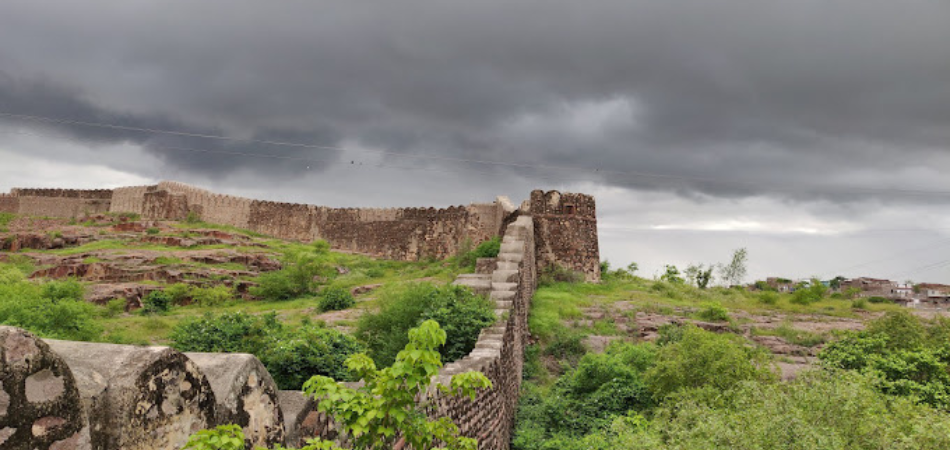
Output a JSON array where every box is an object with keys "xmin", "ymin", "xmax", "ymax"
[{"xmin": 1, "ymin": 182, "xmax": 598, "ymax": 281}]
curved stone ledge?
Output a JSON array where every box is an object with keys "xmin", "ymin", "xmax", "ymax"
[
  {"xmin": 0, "ymin": 326, "xmax": 90, "ymax": 450},
  {"xmin": 185, "ymin": 353, "xmax": 284, "ymax": 448},
  {"xmin": 44, "ymin": 341, "xmax": 215, "ymax": 450}
]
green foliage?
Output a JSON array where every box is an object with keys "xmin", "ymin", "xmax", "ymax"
[
  {"xmin": 141, "ymin": 290, "xmax": 171, "ymax": 314},
  {"xmin": 103, "ymin": 298, "xmax": 127, "ymax": 317},
  {"xmin": 852, "ymin": 298, "xmax": 868, "ymax": 310},
  {"xmin": 250, "ymin": 251, "xmax": 333, "ymax": 301},
  {"xmin": 539, "ymin": 264, "xmax": 585, "ymax": 286},
  {"xmin": 583, "ymin": 371, "xmax": 950, "ymax": 450},
  {"xmin": 790, "ymin": 278, "xmax": 827, "ymax": 305},
  {"xmin": 164, "ymin": 283, "xmax": 193, "ymax": 305},
  {"xmin": 758, "ymin": 290, "xmax": 779, "ymax": 304},
  {"xmin": 0, "ymin": 266, "xmax": 101, "ymax": 341},
  {"xmin": 303, "ymin": 320, "xmax": 491, "ymax": 450},
  {"xmin": 600, "ymin": 261, "xmax": 638, "ymax": 281},
  {"xmin": 356, "ymin": 283, "xmax": 494, "ymax": 367},
  {"xmin": 318, "ymin": 286, "xmax": 355, "ymax": 312},
  {"xmin": 819, "ymin": 311, "xmax": 950, "ymax": 410},
  {"xmin": 695, "ymin": 302, "xmax": 729, "ymax": 322},
  {"xmin": 0, "ymin": 212, "xmax": 16, "ymax": 232},
  {"xmin": 543, "ymin": 330, "xmax": 587, "ymax": 364},
  {"xmin": 659, "ymin": 265, "xmax": 684, "ymax": 284},
  {"xmin": 645, "ymin": 326, "xmax": 776, "ymax": 399},
  {"xmin": 264, "ymin": 324, "xmax": 366, "ymax": 390},
  {"xmin": 718, "ymin": 247, "xmax": 748, "ymax": 286},
  {"xmin": 182, "ymin": 424, "xmax": 245, "ymax": 450},
  {"xmin": 185, "ymin": 211, "xmax": 201, "ymax": 224},
  {"xmin": 146, "ymin": 227, "xmax": 161, "ymax": 235},
  {"xmin": 170, "ymin": 312, "xmax": 364, "ymax": 390},
  {"xmin": 458, "ymin": 236, "xmax": 502, "ymax": 269},
  {"xmin": 189, "ymin": 285, "xmax": 234, "ymax": 307},
  {"xmin": 867, "ymin": 295, "xmax": 889, "ymax": 303}
]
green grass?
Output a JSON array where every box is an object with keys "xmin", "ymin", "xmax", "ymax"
[
  {"xmin": 752, "ymin": 322, "xmax": 828, "ymax": 347},
  {"xmin": 171, "ymin": 221, "xmax": 269, "ymax": 238},
  {"xmin": 0, "ymin": 212, "xmax": 16, "ymax": 232}
]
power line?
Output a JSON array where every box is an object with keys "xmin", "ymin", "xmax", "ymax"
[
  {"xmin": 4, "ymin": 110, "xmax": 950, "ymax": 198},
  {"xmin": 818, "ymin": 237, "xmax": 950, "ymax": 279}
]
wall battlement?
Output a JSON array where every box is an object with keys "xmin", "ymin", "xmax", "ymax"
[{"xmin": 3, "ymin": 181, "xmax": 599, "ymax": 281}]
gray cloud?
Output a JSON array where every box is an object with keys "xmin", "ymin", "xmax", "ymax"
[{"xmin": 2, "ymin": 0, "xmax": 950, "ymax": 280}]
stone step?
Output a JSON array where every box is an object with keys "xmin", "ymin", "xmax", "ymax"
[
  {"xmin": 499, "ymin": 241, "xmax": 523, "ymax": 253},
  {"xmin": 491, "ymin": 282, "xmax": 518, "ymax": 292},
  {"xmin": 453, "ymin": 278, "xmax": 492, "ymax": 294},
  {"xmin": 491, "ymin": 269, "xmax": 519, "ymax": 283},
  {"xmin": 497, "ymin": 252, "xmax": 524, "ymax": 263},
  {"xmin": 495, "ymin": 300, "xmax": 512, "ymax": 309},
  {"xmin": 491, "ymin": 291, "xmax": 516, "ymax": 301},
  {"xmin": 495, "ymin": 261, "xmax": 520, "ymax": 271}
]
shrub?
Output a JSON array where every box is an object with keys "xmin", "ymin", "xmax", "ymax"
[
  {"xmin": 103, "ymin": 298, "xmax": 127, "ymax": 317},
  {"xmin": 319, "ymin": 286, "xmax": 355, "ymax": 311},
  {"xmin": 356, "ymin": 283, "xmax": 495, "ymax": 367},
  {"xmin": 164, "ymin": 283, "xmax": 193, "ymax": 305},
  {"xmin": 189, "ymin": 285, "xmax": 233, "ymax": 306},
  {"xmin": 141, "ymin": 290, "xmax": 171, "ymax": 314},
  {"xmin": 851, "ymin": 298, "xmax": 868, "ymax": 310},
  {"xmin": 589, "ymin": 371, "xmax": 950, "ymax": 450},
  {"xmin": 544, "ymin": 330, "xmax": 587, "ymax": 363},
  {"xmin": 790, "ymin": 279, "xmax": 827, "ymax": 305},
  {"xmin": 458, "ymin": 236, "xmax": 502, "ymax": 268},
  {"xmin": 758, "ymin": 291, "xmax": 779, "ymax": 305},
  {"xmin": 250, "ymin": 251, "xmax": 332, "ymax": 300},
  {"xmin": 867, "ymin": 296, "xmax": 889, "ymax": 304},
  {"xmin": 0, "ymin": 270, "xmax": 101, "ymax": 341},
  {"xmin": 695, "ymin": 302, "xmax": 729, "ymax": 322},
  {"xmin": 146, "ymin": 227, "xmax": 160, "ymax": 235},
  {"xmin": 170, "ymin": 312, "xmax": 364, "ymax": 390},
  {"xmin": 261, "ymin": 324, "xmax": 365, "ymax": 389},
  {"xmin": 365, "ymin": 267, "xmax": 385, "ymax": 278},
  {"xmin": 184, "ymin": 211, "xmax": 201, "ymax": 224},
  {"xmin": 645, "ymin": 326, "xmax": 776, "ymax": 399}
]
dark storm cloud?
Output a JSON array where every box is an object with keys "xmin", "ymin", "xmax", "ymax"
[{"xmin": 0, "ymin": 0, "xmax": 949, "ymax": 201}]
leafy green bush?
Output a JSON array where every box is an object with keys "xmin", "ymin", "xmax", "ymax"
[
  {"xmin": 141, "ymin": 290, "xmax": 171, "ymax": 314},
  {"xmin": 250, "ymin": 251, "xmax": 333, "ymax": 300},
  {"xmin": 695, "ymin": 302, "xmax": 729, "ymax": 322},
  {"xmin": 262, "ymin": 324, "xmax": 364, "ymax": 389},
  {"xmin": 164, "ymin": 283, "xmax": 192, "ymax": 305},
  {"xmin": 189, "ymin": 285, "xmax": 233, "ymax": 306},
  {"xmin": 645, "ymin": 326, "xmax": 776, "ymax": 399},
  {"xmin": 365, "ymin": 267, "xmax": 385, "ymax": 278},
  {"xmin": 819, "ymin": 311, "xmax": 950, "ymax": 410},
  {"xmin": 790, "ymin": 279, "xmax": 827, "ymax": 305},
  {"xmin": 146, "ymin": 227, "xmax": 160, "ymax": 235},
  {"xmin": 758, "ymin": 291, "xmax": 779, "ymax": 305},
  {"xmin": 867, "ymin": 296, "xmax": 889, "ymax": 304},
  {"xmin": 0, "ymin": 266, "xmax": 101, "ymax": 341},
  {"xmin": 356, "ymin": 283, "xmax": 495, "ymax": 367},
  {"xmin": 580, "ymin": 371, "xmax": 950, "ymax": 450},
  {"xmin": 318, "ymin": 286, "xmax": 355, "ymax": 311},
  {"xmin": 544, "ymin": 330, "xmax": 587, "ymax": 363},
  {"xmin": 852, "ymin": 298, "xmax": 868, "ymax": 310},
  {"xmin": 170, "ymin": 311, "xmax": 363, "ymax": 390}
]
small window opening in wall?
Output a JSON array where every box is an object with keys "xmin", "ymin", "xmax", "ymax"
[{"xmin": 564, "ymin": 204, "xmax": 576, "ymax": 215}]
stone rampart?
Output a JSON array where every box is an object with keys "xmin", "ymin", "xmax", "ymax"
[
  {"xmin": 0, "ymin": 194, "xmax": 18, "ymax": 214},
  {"xmin": 110, "ymin": 186, "xmax": 152, "ymax": 216},
  {"xmin": 529, "ymin": 190, "xmax": 600, "ymax": 282}
]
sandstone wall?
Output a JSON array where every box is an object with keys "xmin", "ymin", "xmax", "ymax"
[
  {"xmin": 15, "ymin": 196, "xmax": 111, "ymax": 218},
  {"xmin": 109, "ymin": 186, "xmax": 151, "ymax": 216},
  {"xmin": 0, "ymin": 194, "xmax": 18, "ymax": 214},
  {"xmin": 529, "ymin": 190, "xmax": 601, "ymax": 282}
]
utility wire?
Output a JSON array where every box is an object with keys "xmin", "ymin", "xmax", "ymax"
[{"xmin": 4, "ymin": 111, "xmax": 950, "ymax": 198}]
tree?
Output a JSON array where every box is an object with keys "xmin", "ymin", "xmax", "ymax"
[
  {"xmin": 696, "ymin": 267, "xmax": 714, "ymax": 289},
  {"xmin": 684, "ymin": 264, "xmax": 714, "ymax": 289},
  {"xmin": 660, "ymin": 265, "xmax": 684, "ymax": 284},
  {"xmin": 718, "ymin": 248, "xmax": 748, "ymax": 287},
  {"xmin": 829, "ymin": 276, "xmax": 846, "ymax": 290},
  {"xmin": 303, "ymin": 320, "xmax": 492, "ymax": 450}
]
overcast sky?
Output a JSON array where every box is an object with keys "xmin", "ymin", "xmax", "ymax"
[{"xmin": 2, "ymin": 0, "xmax": 950, "ymax": 283}]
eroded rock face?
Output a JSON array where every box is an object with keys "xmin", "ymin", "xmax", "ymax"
[
  {"xmin": 0, "ymin": 326, "xmax": 90, "ymax": 450},
  {"xmin": 44, "ymin": 340, "xmax": 215, "ymax": 450},
  {"xmin": 185, "ymin": 353, "xmax": 284, "ymax": 448}
]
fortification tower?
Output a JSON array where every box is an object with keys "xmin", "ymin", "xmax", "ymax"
[{"xmin": 528, "ymin": 190, "xmax": 601, "ymax": 282}]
